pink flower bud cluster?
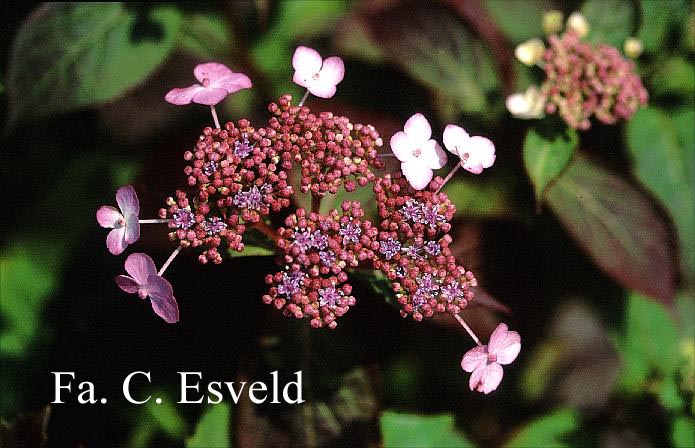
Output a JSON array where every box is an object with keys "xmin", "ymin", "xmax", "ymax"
[
  {"xmin": 158, "ymin": 121, "xmax": 293, "ymax": 263},
  {"xmin": 372, "ymin": 174, "xmax": 477, "ymax": 321},
  {"xmin": 262, "ymin": 202, "xmax": 377, "ymax": 329},
  {"xmin": 542, "ymin": 31, "xmax": 648, "ymax": 130},
  {"xmin": 267, "ymin": 95, "xmax": 385, "ymax": 196}
]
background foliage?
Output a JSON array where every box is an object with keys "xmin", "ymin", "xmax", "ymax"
[{"xmin": 1, "ymin": 1, "xmax": 693, "ymax": 447}]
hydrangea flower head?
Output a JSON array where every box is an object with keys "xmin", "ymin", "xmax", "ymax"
[
  {"xmin": 165, "ymin": 62, "xmax": 252, "ymax": 106},
  {"xmin": 96, "ymin": 185, "xmax": 140, "ymax": 255},
  {"xmin": 292, "ymin": 46, "xmax": 345, "ymax": 98},
  {"xmin": 390, "ymin": 113, "xmax": 447, "ymax": 190},
  {"xmin": 461, "ymin": 323, "xmax": 521, "ymax": 394},
  {"xmin": 443, "ymin": 125, "xmax": 496, "ymax": 175},
  {"xmin": 114, "ymin": 253, "xmax": 179, "ymax": 323}
]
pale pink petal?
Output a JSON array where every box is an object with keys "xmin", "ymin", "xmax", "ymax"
[
  {"xmin": 165, "ymin": 85, "xmax": 206, "ymax": 105},
  {"xmin": 318, "ymin": 56, "xmax": 345, "ymax": 86},
  {"xmin": 114, "ymin": 275, "xmax": 140, "ymax": 294},
  {"xmin": 403, "ymin": 113, "xmax": 432, "ymax": 145},
  {"xmin": 146, "ymin": 275, "xmax": 179, "ymax": 323},
  {"xmin": 124, "ymin": 253, "xmax": 157, "ymax": 286},
  {"xmin": 462, "ymin": 161, "xmax": 484, "ymax": 174},
  {"xmin": 213, "ymin": 72, "xmax": 252, "ymax": 94},
  {"xmin": 488, "ymin": 323, "xmax": 509, "ymax": 348},
  {"xmin": 106, "ymin": 227, "xmax": 128, "ymax": 255},
  {"xmin": 461, "ymin": 345, "xmax": 489, "ymax": 372},
  {"xmin": 191, "ymin": 87, "xmax": 229, "ymax": 106},
  {"xmin": 401, "ymin": 161, "xmax": 433, "ymax": 191},
  {"xmin": 193, "ymin": 62, "xmax": 233, "ymax": 84},
  {"xmin": 307, "ymin": 79, "xmax": 337, "ymax": 99},
  {"xmin": 124, "ymin": 214, "xmax": 140, "ymax": 245},
  {"xmin": 419, "ymin": 139, "xmax": 447, "ymax": 169},
  {"xmin": 389, "ymin": 131, "xmax": 415, "ymax": 162},
  {"xmin": 116, "ymin": 186, "xmax": 139, "ymax": 217},
  {"xmin": 293, "ymin": 70, "xmax": 312, "ymax": 88},
  {"xmin": 96, "ymin": 206, "xmax": 122, "ymax": 228},
  {"xmin": 468, "ymin": 136, "xmax": 496, "ymax": 168},
  {"xmin": 469, "ymin": 363, "xmax": 504, "ymax": 394},
  {"xmin": 442, "ymin": 124, "xmax": 470, "ymax": 156},
  {"xmin": 489, "ymin": 324, "xmax": 521, "ymax": 365},
  {"xmin": 292, "ymin": 46, "xmax": 323, "ymax": 74}
]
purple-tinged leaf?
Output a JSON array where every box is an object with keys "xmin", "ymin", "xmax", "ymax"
[{"xmin": 546, "ymin": 154, "xmax": 677, "ymax": 304}]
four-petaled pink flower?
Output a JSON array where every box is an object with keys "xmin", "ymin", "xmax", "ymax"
[
  {"xmin": 165, "ymin": 62, "xmax": 252, "ymax": 106},
  {"xmin": 390, "ymin": 113, "xmax": 447, "ymax": 190},
  {"xmin": 292, "ymin": 46, "xmax": 345, "ymax": 98},
  {"xmin": 115, "ymin": 253, "xmax": 179, "ymax": 324},
  {"xmin": 461, "ymin": 323, "xmax": 521, "ymax": 394},
  {"xmin": 443, "ymin": 125, "xmax": 496, "ymax": 175},
  {"xmin": 96, "ymin": 185, "xmax": 140, "ymax": 255}
]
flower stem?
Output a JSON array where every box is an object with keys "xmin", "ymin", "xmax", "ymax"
[
  {"xmin": 254, "ymin": 220, "xmax": 278, "ymax": 242},
  {"xmin": 377, "ymin": 153, "xmax": 397, "ymax": 158},
  {"xmin": 311, "ymin": 195, "xmax": 321, "ymax": 213},
  {"xmin": 298, "ymin": 89, "xmax": 311, "ymax": 107},
  {"xmin": 435, "ymin": 163, "xmax": 461, "ymax": 193},
  {"xmin": 454, "ymin": 313, "xmax": 482, "ymax": 346},
  {"xmin": 158, "ymin": 245, "xmax": 182, "ymax": 276},
  {"xmin": 210, "ymin": 105, "xmax": 221, "ymax": 129},
  {"xmin": 138, "ymin": 219, "xmax": 168, "ymax": 224}
]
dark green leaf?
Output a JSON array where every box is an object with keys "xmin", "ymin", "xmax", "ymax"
[
  {"xmin": 523, "ymin": 125, "xmax": 578, "ymax": 205},
  {"xmin": 504, "ymin": 409, "xmax": 578, "ymax": 447},
  {"xmin": 177, "ymin": 13, "xmax": 233, "ymax": 60},
  {"xmin": 351, "ymin": 269, "xmax": 395, "ymax": 305},
  {"xmin": 581, "ymin": 0, "xmax": 635, "ymax": 48},
  {"xmin": 627, "ymin": 107, "xmax": 695, "ymax": 285},
  {"xmin": 186, "ymin": 404, "xmax": 231, "ymax": 448},
  {"xmin": 650, "ymin": 57, "xmax": 695, "ymax": 99},
  {"xmin": 364, "ymin": 2, "xmax": 499, "ymax": 115},
  {"xmin": 672, "ymin": 416, "xmax": 695, "ymax": 448},
  {"xmin": 484, "ymin": 0, "xmax": 556, "ymax": 43},
  {"xmin": 443, "ymin": 176, "xmax": 519, "ymax": 219},
  {"xmin": 638, "ymin": 0, "xmax": 690, "ymax": 52},
  {"xmin": 381, "ymin": 411, "xmax": 474, "ymax": 448},
  {"xmin": 545, "ymin": 154, "xmax": 677, "ymax": 303},
  {"xmin": 7, "ymin": 3, "xmax": 182, "ymax": 123},
  {"xmin": 619, "ymin": 292, "xmax": 680, "ymax": 390}
]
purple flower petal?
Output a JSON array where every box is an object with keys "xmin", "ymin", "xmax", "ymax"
[
  {"xmin": 116, "ymin": 185, "xmax": 139, "ymax": 218},
  {"xmin": 192, "ymin": 87, "xmax": 231, "ymax": 106},
  {"xmin": 106, "ymin": 227, "xmax": 128, "ymax": 255},
  {"xmin": 214, "ymin": 72, "xmax": 252, "ymax": 94},
  {"xmin": 469, "ymin": 362, "xmax": 504, "ymax": 394},
  {"xmin": 125, "ymin": 214, "xmax": 141, "ymax": 245},
  {"xmin": 114, "ymin": 275, "xmax": 140, "ymax": 294},
  {"xmin": 461, "ymin": 345, "xmax": 488, "ymax": 373},
  {"xmin": 193, "ymin": 62, "xmax": 233, "ymax": 84},
  {"xmin": 124, "ymin": 253, "xmax": 157, "ymax": 286},
  {"xmin": 165, "ymin": 85, "xmax": 206, "ymax": 105},
  {"xmin": 146, "ymin": 275, "xmax": 179, "ymax": 324},
  {"xmin": 96, "ymin": 206, "xmax": 122, "ymax": 228}
]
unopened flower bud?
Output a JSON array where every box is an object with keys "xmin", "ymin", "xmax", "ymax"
[
  {"xmin": 515, "ymin": 38, "xmax": 546, "ymax": 66},
  {"xmin": 543, "ymin": 10, "xmax": 564, "ymax": 35},
  {"xmin": 623, "ymin": 37, "xmax": 644, "ymax": 58},
  {"xmin": 505, "ymin": 86, "xmax": 545, "ymax": 119},
  {"xmin": 566, "ymin": 12, "xmax": 589, "ymax": 38}
]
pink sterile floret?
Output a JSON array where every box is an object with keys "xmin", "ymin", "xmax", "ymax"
[
  {"xmin": 461, "ymin": 323, "xmax": 521, "ymax": 394},
  {"xmin": 390, "ymin": 113, "xmax": 447, "ymax": 190},
  {"xmin": 165, "ymin": 62, "xmax": 252, "ymax": 106},
  {"xmin": 96, "ymin": 185, "xmax": 140, "ymax": 255},
  {"xmin": 443, "ymin": 125, "xmax": 496, "ymax": 175},
  {"xmin": 292, "ymin": 46, "xmax": 345, "ymax": 99},
  {"xmin": 114, "ymin": 253, "xmax": 179, "ymax": 324}
]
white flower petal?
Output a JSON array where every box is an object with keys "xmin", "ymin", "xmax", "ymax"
[
  {"xmin": 443, "ymin": 124, "xmax": 470, "ymax": 156},
  {"xmin": 403, "ymin": 113, "xmax": 432, "ymax": 144},
  {"xmin": 401, "ymin": 160, "xmax": 433, "ymax": 190}
]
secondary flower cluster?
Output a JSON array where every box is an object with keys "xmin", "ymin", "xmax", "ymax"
[
  {"xmin": 262, "ymin": 202, "xmax": 375, "ymax": 329},
  {"xmin": 507, "ymin": 12, "xmax": 648, "ymax": 129},
  {"xmin": 372, "ymin": 174, "xmax": 477, "ymax": 321}
]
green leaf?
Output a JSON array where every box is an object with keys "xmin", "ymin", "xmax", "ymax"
[
  {"xmin": 7, "ymin": 3, "xmax": 182, "ymax": 123},
  {"xmin": 638, "ymin": 0, "xmax": 690, "ymax": 52},
  {"xmin": 505, "ymin": 409, "xmax": 578, "ymax": 447},
  {"xmin": 186, "ymin": 404, "xmax": 231, "ymax": 448},
  {"xmin": 523, "ymin": 124, "xmax": 578, "ymax": 205},
  {"xmin": 619, "ymin": 292, "xmax": 680, "ymax": 390},
  {"xmin": 484, "ymin": 0, "xmax": 556, "ymax": 43},
  {"xmin": 581, "ymin": 0, "xmax": 635, "ymax": 48},
  {"xmin": 177, "ymin": 13, "xmax": 233, "ymax": 60},
  {"xmin": 649, "ymin": 57, "xmax": 695, "ymax": 100},
  {"xmin": 351, "ymin": 269, "xmax": 395, "ymax": 305},
  {"xmin": 627, "ymin": 107, "xmax": 695, "ymax": 286},
  {"xmin": 145, "ymin": 392, "xmax": 187, "ymax": 439},
  {"xmin": 364, "ymin": 2, "xmax": 499, "ymax": 115},
  {"xmin": 545, "ymin": 153, "xmax": 677, "ymax": 303},
  {"xmin": 672, "ymin": 416, "xmax": 695, "ymax": 448},
  {"xmin": 443, "ymin": 176, "xmax": 519, "ymax": 219},
  {"xmin": 381, "ymin": 411, "xmax": 474, "ymax": 448}
]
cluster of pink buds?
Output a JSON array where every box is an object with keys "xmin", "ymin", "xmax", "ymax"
[
  {"xmin": 262, "ymin": 201, "xmax": 376, "ymax": 329},
  {"xmin": 96, "ymin": 45, "xmax": 523, "ymax": 394},
  {"xmin": 541, "ymin": 31, "xmax": 648, "ymax": 129},
  {"xmin": 372, "ymin": 174, "xmax": 476, "ymax": 320},
  {"xmin": 267, "ymin": 95, "xmax": 385, "ymax": 196}
]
